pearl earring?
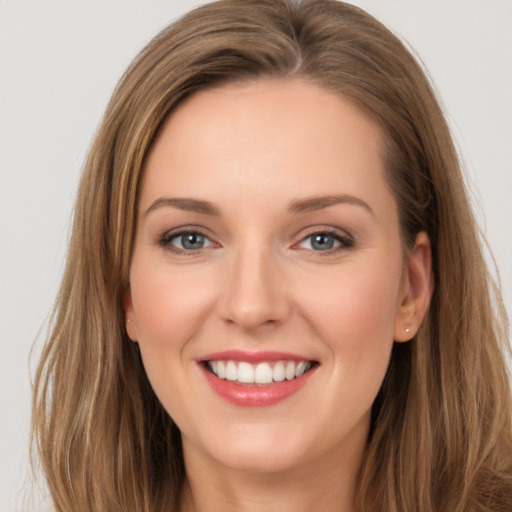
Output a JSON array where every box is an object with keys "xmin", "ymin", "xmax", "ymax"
[{"xmin": 405, "ymin": 328, "xmax": 411, "ymax": 334}]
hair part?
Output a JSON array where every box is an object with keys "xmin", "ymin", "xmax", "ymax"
[{"xmin": 32, "ymin": 1, "xmax": 512, "ymax": 511}]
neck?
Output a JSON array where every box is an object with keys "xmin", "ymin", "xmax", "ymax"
[{"xmin": 179, "ymin": 426, "xmax": 367, "ymax": 512}]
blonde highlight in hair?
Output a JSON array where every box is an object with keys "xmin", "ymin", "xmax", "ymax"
[{"xmin": 32, "ymin": 1, "xmax": 512, "ymax": 510}]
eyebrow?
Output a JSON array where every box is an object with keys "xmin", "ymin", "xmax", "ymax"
[
  {"xmin": 287, "ymin": 194, "xmax": 374, "ymax": 216},
  {"xmin": 145, "ymin": 197, "xmax": 220, "ymax": 217},
  {"xmin": 145, "ymin": 194, "xmax": 374, "ymax": 217}
]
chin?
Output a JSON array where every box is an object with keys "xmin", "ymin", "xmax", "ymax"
[
  {"xmin": 212, "ymin": 439, "xmax": 308, "ymax": 474},
  {"xmin": 185, "ymin": 417, "xmax": 328, "ymax": 475}
]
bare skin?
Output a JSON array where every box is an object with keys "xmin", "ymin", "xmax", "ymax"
[
  {"xmin": 179, "ymin": 418, "xmax": 365, "ymax": 512},
  {"xmin": 124, "ymin": 79, "xmax": 432, "ymax": 512}
]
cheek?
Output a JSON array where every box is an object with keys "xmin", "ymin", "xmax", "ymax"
[
  {"xmin": 294, "ymin": 258, "xmax": 402, "ymax": 398},
  {"xmin": 128, "ymin": 261, "xmax": 218, "ymax": 424},
  {"xmin": 298, "ymin": 260, "xmax": 402, "ymax": 343},
  {"xmin": 129, "ymin": 261, "xmax": 216, "ymax": 348}
]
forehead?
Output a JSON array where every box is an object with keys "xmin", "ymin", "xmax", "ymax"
[{"xmin": 141, "ymin": 78, "xmax": 393, "ymax": 219}]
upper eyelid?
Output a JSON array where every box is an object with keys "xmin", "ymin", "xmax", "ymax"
[
  {"xmin": 291, "ymin": 227, "xmax": 355, "ymax": 252},
  {"xmin": 294, "ymin": 225, "xmax": 353, "ymax": 241},
  {"xmin": 160, "ymin": 225, "xmax": 215, "ymax": 239},
  {"xmin": 157, "ymin": 225, "xmax": 354, "ymax": 246},
  {"xmin": 158, "ymin": 226, "xmax": 218, "ymax": 249}
]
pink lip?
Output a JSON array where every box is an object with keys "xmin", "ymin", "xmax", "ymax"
[
  {"xmin": 199, "ymin": 349, "xmax": 312, "ymax": 364},
  {"xmin": 198, "ymin": 351, "xmax": 318, "ymax": 407}
]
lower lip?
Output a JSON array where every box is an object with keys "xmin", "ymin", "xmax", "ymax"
[{"xmin": 201, "ymin": 365, "xmax": 317, "ymax": 407}]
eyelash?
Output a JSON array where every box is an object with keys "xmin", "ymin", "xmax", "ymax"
[
  {"xmin": 158, "ymin": 227, "xmax": 354, "ymax": 255},
  {"xmin": 295, "ymin": 228, "xmax": 354, "ymax": 254},
  {"xmin": 158, "ymin": 227, "xmax": 215, "ymax": 255}
]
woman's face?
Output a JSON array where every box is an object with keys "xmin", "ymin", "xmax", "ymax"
[{"xmin": 125, "ymin": 79, "xmax": 431, "ymax": 474}]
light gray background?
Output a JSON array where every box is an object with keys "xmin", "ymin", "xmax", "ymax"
[{"xmin": 1, "ymin": 1, "xmax": 511, "ymax": 510}]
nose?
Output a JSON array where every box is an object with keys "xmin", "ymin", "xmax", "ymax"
[{"xmin": 218, "ymin": 244, "xmax": 291, "ymax": 332}]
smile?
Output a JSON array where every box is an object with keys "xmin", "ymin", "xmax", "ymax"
[
  {"xmin": 206, "ymin": 360, "xmax": 314, "ymax": 384},
  {"xmin": 199, "ymin": 351, "xmax": 319, "ymax": 407}
]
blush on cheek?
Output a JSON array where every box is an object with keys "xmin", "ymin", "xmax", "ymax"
[
  {"xmin": 300, "ymin": 270, "xmax": 399, "ymax": 346},
  {"xmin": 131, "ymin": 265, "xmax": 216, "ymax": 345}
]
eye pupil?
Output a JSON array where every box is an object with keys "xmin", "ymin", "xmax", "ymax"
[
  {"xmin": 182, "ymin": 233, "xmax": 204, "ymax": 250},
  {"xmin": 311, "ymin": 233, "xmax": 334, "ymax": 250}
]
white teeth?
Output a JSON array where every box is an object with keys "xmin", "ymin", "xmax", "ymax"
[
  {"xmin": 226, "ymin": 360, "xmax": 237, "ymax": 381},
  {"xmin": 285, "ymin": 361, "xmax": 296, "ymax": 380},
  {"xmin": 207, "ymin": 359, "xmax": 314, "ymax": 384},
  {"xmin": 295, "ymin": 361, "xmax": 307, "ymax": 378},
  {"xmin": 217, "ymin": 360, "xmax": 226, "ymax": 379},
  {"xmin": 237, "ymin": 362, "xmax": 255, "ymax": 383},
  {"xmin": 272, "ymin": 362, "xmax": 285, "ymax": 382},
  {"xmin": 254, "ymin": 362, "xmax": 273, "ymax": 384}
]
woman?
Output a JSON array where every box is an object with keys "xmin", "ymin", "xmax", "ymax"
[{"xmin": 32, "ymin": 0, "xmax": 512, "ymax": 511}]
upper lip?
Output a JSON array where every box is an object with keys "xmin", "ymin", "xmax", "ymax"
[{"xmin": 198, "ymin": 350, "xmax": 317, "ymax": 364}]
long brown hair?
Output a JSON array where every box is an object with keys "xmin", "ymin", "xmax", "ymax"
[{"xmin": 32, "ymin": 1, "xmax": 512, "ymax": 510}]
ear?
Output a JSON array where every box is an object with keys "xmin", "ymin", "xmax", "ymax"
[
  {"xmin": 393, "ymin": 231, "xmax": 433, "ymax": 342},
  {"xmin": 123, "ymin": 287, "xmax": 139, "ymax": 342}
]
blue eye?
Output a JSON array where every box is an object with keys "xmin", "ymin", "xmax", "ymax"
[
  {"xmin": 310, "ymin": 233, "xmax": 336, "ymax": 250},
  {"xmin": 160, "ymin": 231, "xmax": 214, "ymax": 252},
  {"xmin": 298, "ymin": 231, "xmax": 353, "ymax": 252},
  {"xmin": 178, "ymin": 233, "xmax": 206, "ymax": 250}
]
